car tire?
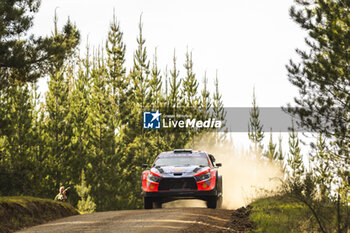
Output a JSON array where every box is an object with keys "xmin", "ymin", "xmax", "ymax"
[
  {"xmin": 206, "ymin": 196, "xmax": 217, "ymax": 209},
  {"xmin": 217, "ymin": 175, "xmax": 223, "ymax": 208},
  {"xmin": 218, "ymin": 175, "xmax": 223, "ymax": 195},
  {"xmin": 217, "ymin": 195, "xmax": 223, "ymax": 208},
  {"xmin": 144, "ymin": 197, "xmax": 153, "ymax": 209},
  {"xmin": 154, "ymin": 201, "xmax": 162, "ymax": 209}
]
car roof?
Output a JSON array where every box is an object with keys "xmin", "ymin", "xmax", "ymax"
[{"xmin": 157, "ymin": 149, "xmax": 207, "ymax": 158}]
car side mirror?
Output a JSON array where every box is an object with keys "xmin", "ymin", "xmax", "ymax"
[
  {"xmin": 208, "ymin": 154, "xmax": 216, "ymax": 162},
  {"xmin": 142, "ymin": 164, "xmax": 149, "ymax": 169},
  {"xmin": 216, "ymin": 163, "xmax": 222, "ymax": 167}
]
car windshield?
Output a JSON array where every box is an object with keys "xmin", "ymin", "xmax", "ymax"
[{"xmin": 154, "ymin": 156, "xmax": 209, "ymax": 167}]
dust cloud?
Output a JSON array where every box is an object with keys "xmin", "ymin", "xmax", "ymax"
[
  {"xmin": 164, "ymin": 133, "xmax": 283, "ymax": 209},
  {"xmin": 163, "ymin": 199, "xmax": 207, "ymax": 208},
  {"xmin": 193, "ymin": 133, "xmax": 283, "ymax": 209}
]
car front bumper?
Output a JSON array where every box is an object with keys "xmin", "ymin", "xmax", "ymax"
[{"xmin": 142, "ymin": 189, "xmax": 218, "ymax": 201}]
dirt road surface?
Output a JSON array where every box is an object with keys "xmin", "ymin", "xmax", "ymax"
[{"xmin": 17, "ymin": 207, "xmax": 253, "ymax": 233}]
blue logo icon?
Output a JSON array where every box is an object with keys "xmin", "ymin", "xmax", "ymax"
[{"xmin": 143, "ymin": 111, "xmax": 161, "ymax": 129}]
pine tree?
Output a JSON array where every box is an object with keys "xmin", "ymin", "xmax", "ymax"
[
  {"xmin": 43, "ymin": 66, "xmax": 73, "ymax": 196},
  {"xmin": 211, "ymin": 71, "xmax": 226, "ymax": 144},
  {"xmin": 115, "ymin": 15, "xmax": 152, "ymax": 209},
  {"xmin": 0, "ymin": 1, "xmax": 80, "ymax": 90},
  {"xmin": 147, "ymin": 49, "xmax": 163, "ymax": 155},
  {"xmin": 0, "ymin": 86, "xmax": 12, "ymax": 138},
  {"xmin": 248, "ymin": 88, "xmax": 264, "ymax": 155},
  {"xmin": 200, "ymin": 72, "xmax": 211, "ymax": 119},
  {"xmin": 0, "ymin": 13, "xmax": 219, "ymax": 211},
  {"xmin": 277, "ymin": 133, "xmax": 284, "ymax": 161},
  {"xmin": 131, "ymin": 15, "xmax": 150, "ymax": 113},
  {"xmin": 169, "ymin": 50, "xmax": 181, "ymax": 110},
  {"xmin": 0, "ymin": 86, "xmax": 11, "ymax": 171},
  {"xmin": 181, "ymin": 49, "xmax": 199, "ymax": 146},
  {"xmin": 76, "ymin": 170, "xmax": 96, "ymax": 213},
  {"xmin": 0, "ymin": 84, "xmax": 35, "ymax": 195},
  {"xmin": 105, "ymin": 11, "xmax": 129, "ymax": 128},
  {"xmin": 286, "ymin": 0, "xmax": 349, "ymax": 204},
  {"xmin": 167, "ymin": 50, "xmax": 185, "ymax": 149},
  {"xmin": 275, "ymin": 133, "xmax": 286, "ymax": 173},
  {"xmin": 182, "ymin": 49, "xmax": 199, "ymax": 108},
  {"xmin": 106, "ymin": 12, "xmax": 126, "ymax": 99},
  {"xmin": 312, "ymin": 134, "xmax": 333, "ymax": 201},
  {"xmin": 129, "ymin": 14, "xmax": 150, "ymax": 156},
  {"xmin": 42, "ymin": 16, "xmax": 80, "ymax": 197},
  {"xmin": 264, "ymin": 129, "xmax": 278, "ymax": 161},
  {"xmin": 212, "ymin": 71, "xmax": 225, "ymax": 122},
  {"xmin": 67, "ymin": 46, "xmax": 92, "ymax": 205},
  {"xmin": 105, "ymin": 14, "xmax": 128, "ymax": 210},
  {"xmin": 103, "ymin": 15, "xmax": 135, "ymax": 210},
  {"xmin": 287, "ymin": 122, "xmax": 304, "ymax": 181},
  {"xmin": 162, "ymin": 66, "xmax": 169, "ymax": 106},
  {"xmin": 29, "ymin": 81, "xmax": 47, "ymax": 196},
  {"xmin": 287, "ymin": 2, "xmax": 350, "ymax": 230},
  {"xmin": 148, "ymin": 48, "xmax": 162, "ymax": 109},
  {"xmin": 86, "ymin": 50, "xmax": 114, "ymax": 211}
]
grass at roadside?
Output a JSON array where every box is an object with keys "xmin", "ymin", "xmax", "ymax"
[
  {"xmin": 249, "ymin": 195, "xmax": 319, "ymax": 232},
  {"xmin": 0, "ymin": 196, "xmax": 79, "ymax": 233}
]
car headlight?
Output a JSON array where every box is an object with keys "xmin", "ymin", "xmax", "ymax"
[
  {"xmin": 195, "ymin": 171, "xmax": 211, "ymax": 181},
  {"xmin": 148, "ymin": 174, "xmax": 161, "ymax": 183}
]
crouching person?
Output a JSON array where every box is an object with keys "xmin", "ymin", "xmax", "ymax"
[{"xmin": 54, "ymin": 186, "xmax": 69, "ymax": 202}]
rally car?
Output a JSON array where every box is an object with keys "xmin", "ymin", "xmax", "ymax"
[{"xmin": 141, "ymin": 149, "xmax": 222, "ymax": 209}]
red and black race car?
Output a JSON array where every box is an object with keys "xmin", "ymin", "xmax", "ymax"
[{"xmin": 141, "ymin": 149, "xmax": 223, "ymax": 209}]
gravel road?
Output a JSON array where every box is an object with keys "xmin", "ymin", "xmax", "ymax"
[{"xmin": 17, "ymin": 207, "xmax": 253, "ymax": 233}]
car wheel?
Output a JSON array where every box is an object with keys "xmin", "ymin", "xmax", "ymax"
[
  {"xmin": 206, "ymin": 196, "xmax": 217, "ymax": 209},
  {"xmin": 154, "ymin": 201, "xmax": 162, "ymax": 209},
  {"xmin": 218, "ymin": 175, "xmax": 223, "ymax": 195},
  {"xmin": 217, "ymin": 195, "xmax": 223, "ymax": 209},
  {"xmin": 144, "ymin": 197, "xmax": 153, "ymax": 209}
]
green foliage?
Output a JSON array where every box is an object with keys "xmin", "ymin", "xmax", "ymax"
[
  {"xmin": 283, "ymin": 172, "xmax": 350, "ymax": 233},
  {"xmin": 86, "ymin": 53, "xmax": 115, "ymax": 211},
  {"xmin": 182, "ymin": 49, "xmax": 199, "ymax": 108},
  {"xmin": 212, "ymin": 72, "xmax": 227, "ymax": 141},
  {"xmin": 248, "ymin": 88, "xmax": 264, "ymax": 155},
  {"xmin": 44, "ymin": 66, "xmax": 73, "ymax": 194},
  {"xmin": 148, "ymin": 49, "xmax": 162, "ymax": 108},
  {"xmin": 287, "ymin": 122, "xmax": 304, "ymax": 181},
  {"xmin": 212, "ymin": 72, "xmax": 226, "ymax": 124},
  {"xmin": 75, "ymin": 170, "xmax": 96, "ymax": 213},
  {"xmin": 131, "ymin": 15, "xmax": 150, "ymax": 112},
  {"xmin": 311, "ymin": 134, "xmax": 333, "ymax": 200},
  {"xmin": 0, "ymin": 11, "xmax": 221, "ymax": 212},
  {"xmin": 0, "ymin": 196, "xmax": 78, "ymax": 232},
  {"xmin": 286, "ymin": 1, "xmax": 350, "ymax": 232},
  {"xmin": 285, "ymin": 131, "xmax": 349, "ymax": 233},
  {"xmin": 200, "ymin": 72, "xmax": 211, "ymax": 116},
  {"xmin": 0, "ymin": 84, "xmax": 36, "ymax": 195},
  {"xmin": 287, "ymin": 0, "xmax": 349, "ymax": 208},
  {"xmin": 106, "ymin": 12, "xmax": 126, "ymax": 99},
  {"xmin": 200, "ymin": 72, "xmax": 227, "ymax": 146},
  {"xmin": 0, "ymin": 0, "xmax": 80, "ymax": 90},
  {"xmin": 277, "ymin": 134, "xmax": 284, "ymax": 161},
  {"xmin": 250, "ymin": 195, "xmax": 324, "ymax": 233},
  {"xmin": 169, "ymin": 50, "xmax": 181, "ymax": 109},
  {"xmin": 264, "ymin": 130, "xmax": 278, "ymax": 161}
]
